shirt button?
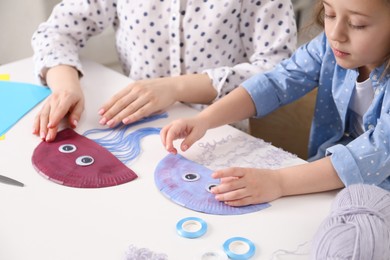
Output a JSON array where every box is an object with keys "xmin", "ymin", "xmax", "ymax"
[
  {"xmin": 375, "ymin": 88, "xmax": 381, "ymax": 95},
  {"xmin": 368, "ymin": 125, "xmax": 375, "ymax": 130},
  {"xmin": 372, "ymin": 74, "xmax": 378, "ymax": 81}
]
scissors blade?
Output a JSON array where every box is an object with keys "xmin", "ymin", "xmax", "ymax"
[{"xmin": 0, "ymin": 175, "xmax": 24, "ymax": 187}]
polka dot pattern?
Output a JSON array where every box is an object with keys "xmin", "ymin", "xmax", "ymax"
[
  {"xmin": 242, "ymin": 32, "xmax": 390, "ymax": 190},
  {"xmin": 31, "ymin": 0, "xmax": 297, "ymax": 115}
]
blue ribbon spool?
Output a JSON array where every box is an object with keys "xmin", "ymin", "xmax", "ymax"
[
  {"xmin": 223, "ymin": 237, "xmax": 255, "ymax": 260},
  {"xmin": 176, "ymin": 217, "xmax": 208, "ymax": 239}
]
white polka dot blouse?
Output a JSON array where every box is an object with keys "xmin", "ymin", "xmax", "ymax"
[{"xmin": 32, "ymin": 0, "xmax": 297, "ymax": 109}]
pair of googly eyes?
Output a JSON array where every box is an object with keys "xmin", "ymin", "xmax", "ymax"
[
  {"xmin": 181, "ymin": 172, "xmax": 218, "ymax": 193},
  {"xmin": 58, "ymin": 144, "xmax": 94, "ymax": 166}
]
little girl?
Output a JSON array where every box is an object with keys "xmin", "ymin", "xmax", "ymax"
[{"xmin": 161, "ymin": 0, "xmax": 390, "ymax": 206}]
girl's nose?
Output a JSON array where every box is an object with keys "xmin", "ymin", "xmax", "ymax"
[{"xmin": 328, "ymin": 20, "xmax": 348, "ymax": 43}]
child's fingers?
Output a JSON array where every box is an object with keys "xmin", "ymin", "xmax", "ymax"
[
  {"xmin": 180, "ymin": 124, "xmax": 206, "ymax": 152},
  {"xmin": 38, "ymin": 103, "xmax": 51, "ymax": 140},
  {"xmin": 160, "ymin": 125, "xmax": 168, "ymax": 147},
  {"xmin": 33, "ymin": 112, "xmax": 42, "ymax": 135},
  {"xmin": 224, "ymin": 197, "xmax": 255, "ymax": 207},
  {"xmin": 212, "ymin": 167, "xmax": 245, "ymax": 179},
  {"xmin": 47, "ymin": 100, "xmax": 68, "ymax": 129},
  {"xmin": 211, "ymin": 177, "xmax": 245, "ymax": 195},
  {"xmin": 180, "ymin": 132, "xmax": 199, "ymax": 152},
  {"xmin": 161, "ymin": 124, "xmax": 179, "ymax": 154},
  {"xmin": 45, "ymin": 126, "xmax": 59, "ymax": 142},
  {"xmin": 214, "ymin": 187, "xmax": 249, "ymax": 202},
  {"xmin": 68, "ymin": 102, "xmax": 84, "ymax": 128},
  {"xmin": 219, "ymin": 176, "xmax": 239, "ymax": 183}
]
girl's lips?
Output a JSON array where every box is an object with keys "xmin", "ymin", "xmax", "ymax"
[{"xmin": 332, "ymin": 48, "xmax": 350, "ymax": 58}]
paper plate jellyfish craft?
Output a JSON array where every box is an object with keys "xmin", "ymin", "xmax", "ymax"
[
  {"xmin": 32, "ymin": 128, "xmax": 138, "ymax": 188},
  {"xmin": 154, "ymin": 153, "xmax": 270, "ymax": 215},
  {"xmin": 31, "ymin": 113, "xmax": 168, "ymax": 188}
]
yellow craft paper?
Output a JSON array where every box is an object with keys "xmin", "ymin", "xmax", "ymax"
[
  {"xmin": 0, "ymin": 74, "xmax": 9, "ymax": 140},
  {"xmin": 0, "ymin": 74, "xmax": 10, "ymax": 81}
]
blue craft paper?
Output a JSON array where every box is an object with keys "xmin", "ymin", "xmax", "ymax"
[{"xmin": 0, "ymin": 81, "xmax": 51, "ymax": 136}]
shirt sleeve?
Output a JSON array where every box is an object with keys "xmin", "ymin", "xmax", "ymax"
[
  {"xmin": 31, "ymin": 0, "xmax": 118, "ymax": 82},
  {"xmin": 241, "ymin": 32, "xmax": 326, "ymax": 117},
  {"xmin": 327, "ymin": 109, "xmax": 390, "ymax": 190},
  {"xmin": 202, "ymin": 0, "xmax": 298, "ymax": 101}
]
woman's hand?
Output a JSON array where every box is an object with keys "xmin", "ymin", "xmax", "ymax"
[
  {"xmin": 98, "ymin": 74, "xmax": 216, "ymax": 127},
  {"xmin": 32, "ymin": 65, "xmax": 84, "ymax": 142},
  {"xmin": 98, "ymin": 78, "xmax": 177, "ymax": 127}
]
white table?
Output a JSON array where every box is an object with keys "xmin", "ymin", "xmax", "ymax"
[{"xmin": 0, "ymin": 58, "xmax": 337, "ymax": 260}]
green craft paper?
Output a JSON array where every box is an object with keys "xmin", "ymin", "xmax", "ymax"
[{"xmin": 0, "ymin": 81, "xmax": 51, "ymax": 136}]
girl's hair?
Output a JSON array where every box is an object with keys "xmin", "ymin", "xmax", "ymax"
[
  {"xmin": 311, "ymin": 0, "xmax": 390, "ymax": 78},
  {"xmin": 313, "ymin": 0, "xmax": 325, "ymax": 28}
]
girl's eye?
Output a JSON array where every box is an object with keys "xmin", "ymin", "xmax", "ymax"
[
  {"xmin": 349, "ymin": 24, "xmax": 366, "ymax": 30},
  {"xmin": 59, "ymin": 144, "xmax": 77, "ymax": 153},
  {"xmin": 324, "ymin": 13, "xmax": 335, "ymax": 19},
  {"xmin": 75, "ymin": 155, "xmax": 94, "ymax": 166},
  {"xmin": 182, "ymin": 172, "xmax": 200, "ymax": 182}
]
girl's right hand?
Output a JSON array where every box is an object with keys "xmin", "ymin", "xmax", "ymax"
[
  {"xmin": 160, "ymin": 117, "xmax": 208, "ymax": 154},
  {"xmin": 32, "ymin": 65, "xmax": 84, "ymax": 142}
]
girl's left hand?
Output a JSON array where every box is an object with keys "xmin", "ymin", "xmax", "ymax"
[{"xmin": 211, "ymin": 167, "xmax": 283, "ymax": 206}]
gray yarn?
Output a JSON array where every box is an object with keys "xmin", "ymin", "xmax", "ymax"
[{"xmin": 310, "ymin": 184, "xmax": 390, "ymax": 260}]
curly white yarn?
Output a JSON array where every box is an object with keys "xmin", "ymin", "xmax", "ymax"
[
  {"xmin": 124, "ymin": 244, "xmax": 168, "ymax": 260},
  {"xmin": 310, "ymin": 184, "xmax": 390, "ymax": 260}
]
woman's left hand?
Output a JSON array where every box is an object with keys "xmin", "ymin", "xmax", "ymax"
[{"xmin": 98, "ymin": 77, "xmax": 178, "ymax": 127}]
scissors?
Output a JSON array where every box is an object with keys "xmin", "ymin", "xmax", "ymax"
[{"xmin": 0, "ymin": 174, "xmax": 24, "ymax": 187}]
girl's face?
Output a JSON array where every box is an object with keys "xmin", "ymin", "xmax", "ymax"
[{"xmin": 323, "ymin": 0, "xmax": 390, "ymax": 73}]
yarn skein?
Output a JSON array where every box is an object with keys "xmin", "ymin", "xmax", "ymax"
[{"xmin": 310, "ymin": 184, "xmax": 390, "ymax": 260}]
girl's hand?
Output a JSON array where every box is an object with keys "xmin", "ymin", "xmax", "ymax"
[
  {"xmin": 98, "ymin": 77, "xmax": 179, "ymax": 127},
  {"xmin": 211, "ymin": 157, "xmax": 345, "ymax": 206},
  {"xmin": 160, "ymin": 117, "xmax": 208, "ymax": 154},
  {"xmin": 211, "ymin": 167, "xmax": 283, "ymax": 206},
  {"xmin": 33, "ymin": 65, "xmax": 84, "ymax": 142}
]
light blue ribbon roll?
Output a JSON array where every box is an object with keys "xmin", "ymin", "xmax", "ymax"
[
  {"xmin": 223, "ymin": 237, "xmax": 255, "ymax": 260},
  {"xmin": 176, "ymin": 217, "xmax": 208, "ymax": 239}
]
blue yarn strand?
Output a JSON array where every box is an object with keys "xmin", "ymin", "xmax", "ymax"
[
  {"xmin": 83, "ymin": 112, "xmax": 167, "ymax": 137},
  {"xmin": 82, "ymin": 113, "xmax": 167, "ymax": 164},
  {"xmin": 95, "ymin": 127, "xmax": 161, "ymax": 164}
]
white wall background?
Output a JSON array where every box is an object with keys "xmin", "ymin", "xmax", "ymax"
[
  {"xmin": 0, "ymin": 0, "xmax": 52, "ymax": 64},
  {"xmin": 0, "ymin": 0, "xmax": 119, "ymax": 69}
]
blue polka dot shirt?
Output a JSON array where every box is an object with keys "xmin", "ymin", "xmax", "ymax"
[
  {"xmin": 31, "ymin": 0, "xmax": 296, "ymax": 114},
  {"xmin": 242, "ymin": 32, "xmax": 390, "ymax": 190}
]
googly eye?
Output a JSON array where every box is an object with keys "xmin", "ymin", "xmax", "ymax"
[
  {"xmin": 206, "ymin": 183, "xmax": 219, "ymax": 193},
  {"xmin": 59, "ymin": 144, "xmax": 77, "ymax": 153},
  {"xmin": 75, "ymin": 155, "xmax": 94, "ymax": 166},
  {"xmin": 182, "ymin": 172, "xmax": 200, "ymax": 182}
]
